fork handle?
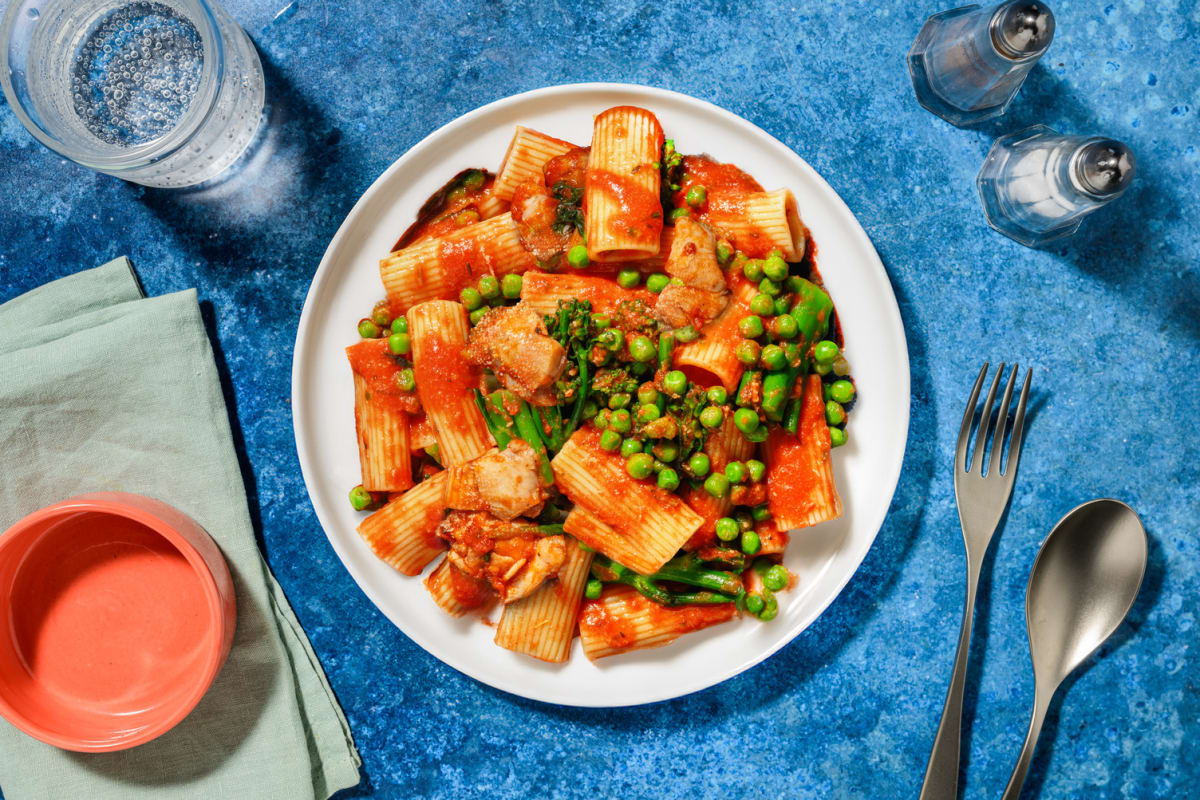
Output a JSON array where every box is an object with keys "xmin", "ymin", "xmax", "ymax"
[{"xmin": 918, "ymin": 566, "xmax": 979, "ymax": 800}]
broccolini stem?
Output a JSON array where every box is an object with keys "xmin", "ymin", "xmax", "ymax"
[{"xmin": 591, "ymin": 554, "xmax": 738, "ymax": 606}]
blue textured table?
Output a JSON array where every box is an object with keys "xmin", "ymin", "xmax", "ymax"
[{"xmin": 2, "ymin": 1, "xmax": 1197, "ymax": 798}]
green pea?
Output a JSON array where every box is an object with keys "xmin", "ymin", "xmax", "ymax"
[
  {"xmin": 830, "ymin": 379, "xmax": 856, "ymax": 404},
  {"xmin": 616, "ymin": 268, "xmax": 641, "ymax": 288},
  {"xmin": 833, "ymin": 356, "xmax": 851, "ymax": 377},
  {"xmin": 459, "ymin": 287, "xmax": 483, "ymax": 310},
  {"xmin": 735, "ymin": 340, "xmax": 761, "ymax": 366},
  {"xmin": 478, "ymin": 275, "xmax": 500, "ymax": 299},
  {"xmin": 814, "ymin": 340, "xmax": 840, "ymax": 365},
  {"xmin": 462, "ymin": 170, "xmax": 486, "ymax": 190},
  {"xmin": 598, "ymin": 328, "xmax": 624, "ymax": 351},
  {"xmin": 758, "ymin": 594, "xmax": 779, "ymax": 621},
  {"xmin": 759, "ymin": 277, "xmax": 783, "ymax": 297},
  {"xmin": 706, "ymin": 386, "xmax": 728, "ymax": 405},
  {"xmin": 664, "ymin": 370, "xmax": 688, "ymax": 396},
  {"xmin": 591, "ymin": 313, "xmax": 611, "ymax": 329},
  {"xmin": 675, "ymin": 325, "xmax": 700, "ymax": 343},
  {"xmin": 772, "ymin": 314, "xmax": 799, "ymax": 340},
  {"xmin": 745, "ymin": 593, "xmax": 766, "ymax": 615},
  {"xmin": 814, "ymin": 360, "xmax": 833, "ymax": 376},
  {"xmin": 348, "ymin": 485, "xmax": 373, "ymax": 511},
  {"xmin": 830, "ymin": 427, "xmax": 848, "ymax": 448},
  {"xmin": 391, "ymin": 316, "xmax": 408, "ymax": 334},
  {"xmin": 670, "ymin": 206, "xmax": 691, "ymax": 220},
  {"xmin": 826, "ymin": 400, "xmax": 846, "ymax": 426},
  {"xmin": 621, "ymin": 438, "xmax": 644, "ymax": 458},
  {"xmin": 357, "ymin": 318, "xmax": 380, "ymax": 338},
  {"xmin": 626, "ymin": 452, "xmax": 655, "ymax": 479},
  {"xmin": 501, "ymin": 273, "xmax": 523, "ymax": 299},
  {"xmin": 685, "ymin": 185, "xmax": 707, "ymax": 207},
  {"xmin": 704, "ymin": 473, "xmax": 731, "ymax": 498},
  {"xmin": 585, "ymin": 578, "xmax": 603, "ymax": 599},
  {"xmin": 395, "ymin": 368, "xmax": 416, "ymax": 392},
  {"xmin": 599, "ymin": 429, "xmax": 622, "ymax": 451},
  {"xmin": 656, "ymin": 468, "xmax": 680, "ymax": 491},
  {"xmin": 371, "ymin": 304, "xmax": 392, "ymax": 328},
  {"xmin": 716, "ymin": 242, "xmax": 733, "ymax": 264},
  {"xmin": 738, "ymin": 315, "xmax": 764, "ymax": 339},
  {"xmin": 762, "ymin": 564, "xmax": 788, "ymax": 591},
  {"xmin": 763, "ymin": 255, "xmax": 788, "ymax": 282},
  {"xmin": 749, "ymin": 293, "xmax": 775, "ymax": 316},
  {"xmin": 651, "ymin": 441, "xmax": 679, "ymax": 462},
  {"xmin": 746, "ymin": 459, "xmax": 766, "ymax": 482},
  {"xmin": 567, "ymin": 244, "xmax": 590, "ymax": 269},
  {"xmin": 688, "ymin": 452, "xmax": 711, "ymax": 478},
  {"xmin": 741, "ymin": 529, "xmax": 761, "ymax": 555},
  {"xmin": 609, "ymin": 408, "xmax": 632, "ymax": 432},
  {"xmin": 699, "ymin": 405, "xmax": 724, "ymax": 429},
  {"xmin": 593, "ymin": 409, "xmax": 611, "ymax": 429},
  {"xmin": 646, "ymin": 273, "xmax": 670, "ymax": 293},
  {"xmin": 469, "ymin": 307, "xmax": 489, "ymax": 326},
  {"xmin": 637, "ymin": 403, "xmax": 661, "ymax": 423},
  {"xmin": 637, "ymin": 385, "xmax": 659, "ymax": 405},
  {"xmin": 752, "ymin": 503, "xmax": 771, "ymax": 521},
  {"xmin": 733, "ymin": 408, "xmax": 760, "ymax": 434},
  {"xmin": 715, "ymin": 517, "xmax": 740, "ymax": 542},
  {"xmin": 582, "ymin": 400, "xmax": 599, "ymax": 420},
  {"xmin": 743, "ymin": 259, "xmax": 765, "ymax": 282},
  {"xmin": 725, "ymin": 461, "xmax": 748, "ymax": 484},
  {"xmin": 629, "ymin": 335, "xmax": 656, "ymax": 362},
  {"xmin": 760, "ymin": 344, "xmax": 787, "ymax": 371},
  {"xmin": 388, "ymin": 332, "xmax": 412, "ymax": 356}
]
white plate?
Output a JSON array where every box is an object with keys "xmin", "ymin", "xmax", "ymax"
[{"xmin": 292, "ymin": 83, "xmax": 910, "ymax": 707}]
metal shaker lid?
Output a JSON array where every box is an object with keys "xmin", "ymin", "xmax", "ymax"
[
  {"xmin": 1075, "ymin": 140, "xmax": 1136, "ymax": 196},
  {"xmin": 993, "ymin": 2, "xmax": 1056, "ymax": 59}
]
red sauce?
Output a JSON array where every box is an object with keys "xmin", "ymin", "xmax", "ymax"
[
  {"xmin": 675, "ymin": 155, "xmax": 776, "ymax": 257},
  {"xmin": 580, "ymin": 592, "xmax": 637, "ymax": 650},
  {"xmin": 420, "ymin": 502, "xmax": 447, "ymax": 552},
  {"xmin": 681, "ymin": 486, "xmax": 722, "ymax": 550},
  {"xmin": 445, "ymin": 564, "xmax": 493, "ymax": 610},
  {"xmin": 580, "ymin": 586, "xmax": 734, "ymax": 653},
  {"xmin": 414, "ymin": 330, "xmax": 480, "ymax": 418},
  {"xmin": 588, "ymin": 168, "xmax": 663, "ymax": 245},
  {"xmin": 525, "ymin": 273, "xmax": 656, "ymax": 316},
  {"xmin": 438, "ymin": 236, "xmax": 494, "ymax": 296},
  {"xmin": 345, "ymin": 338, "xmax": 420, "ymax": 414},
  {"xmin": 765, "ymin": 376, "xmax": 832, "ymax": 521}
]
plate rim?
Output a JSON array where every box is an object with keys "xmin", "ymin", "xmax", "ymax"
[{"xmin": 292, "ymin": 81, "xmax": 911, "ymax": 707}]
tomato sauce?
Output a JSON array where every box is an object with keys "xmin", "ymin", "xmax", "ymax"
[
  {"xmin": 674, "ymin": 155, "xmax": 777, "ymax": 258},
  {"xmin": 438, "ymin": 236, "xmax": 494, "ymax": 296},
  {"xmin": 345, "ymin": 338, "xmax": 420, "ymax": 414},
  {"xmin": 588, "ymin": 168, "xmax": 663, "ymax": 245},
  {"xmin": 414, "ymin": 331, "xmax": 480, "ymax": 417},
  {"xmin": 765, "ymin": 376, "xmax": 832, "ymax": 522}
]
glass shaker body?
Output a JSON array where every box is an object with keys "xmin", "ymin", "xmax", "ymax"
[
  {"xmin": 977, "ymin": 125, "xmax": 1136, "ymax": 247},
  {"xmin": 909, "ymin": 2, "xmax": 1055, "ymax": 126}
]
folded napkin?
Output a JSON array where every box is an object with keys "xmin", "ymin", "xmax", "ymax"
[{"xmin": 0, "ymin": 259, "xmax": 360, "ymax": 800}]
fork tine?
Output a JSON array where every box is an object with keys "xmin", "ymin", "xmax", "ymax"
[
  {"xmin": 956, "ymin": 363, "xmax": 989, "ymax": 473},
  {"xmin": 987, "ymin": 363, "xmax": 1019, "ymax": 477},
  {"xmin": 1002, "ymin": 367, "xmax": 1033, "ymax": 476},
  {"xmin": 969, "ymin": 362, "xmax": 1005, "ymax": 474}
]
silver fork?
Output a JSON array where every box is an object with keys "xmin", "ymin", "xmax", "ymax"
[{"xmin": 919, "ymin": 362, "xmax": 1032, "ymax": 800}]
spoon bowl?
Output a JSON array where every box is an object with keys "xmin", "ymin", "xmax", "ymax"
[{"xmin": 1002, "ymin": 498, "xmax": 1147, "ymax": 799}]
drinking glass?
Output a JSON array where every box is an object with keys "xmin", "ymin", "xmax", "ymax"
[{"xmin": 1, "ymin": 0, "xmax": 264, "ymax": 187}]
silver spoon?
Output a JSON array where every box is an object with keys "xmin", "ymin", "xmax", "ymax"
[{"xmin": 1001, "ymin": 498, "xmax": 1147, "ymax": 800}]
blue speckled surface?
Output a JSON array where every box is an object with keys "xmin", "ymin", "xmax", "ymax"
[{"xmin": 2, "ymin": 1, "xmax": 1197, "ymax": 797}]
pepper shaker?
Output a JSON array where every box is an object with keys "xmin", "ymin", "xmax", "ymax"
[
  {"xmin": 909, "ymin": 2, "xmax": 1055, "ymax": 126},
  {"xmin": 977, "ymin": 125, "xmax": 1136, "ymax": 246}
]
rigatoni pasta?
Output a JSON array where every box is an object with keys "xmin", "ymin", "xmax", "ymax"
[{"xmin": 343, "ymin": 104, "xmax": 854, "ymax": 662}]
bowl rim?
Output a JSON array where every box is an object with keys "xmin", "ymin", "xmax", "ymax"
[{"xmin": 0, "ymin": 492, "xmax": 229, "ymax": 752}]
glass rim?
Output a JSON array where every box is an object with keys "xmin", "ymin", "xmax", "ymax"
[{"xmin": 0, "ymin": 0, "xmax": 227, "ymax": 172}]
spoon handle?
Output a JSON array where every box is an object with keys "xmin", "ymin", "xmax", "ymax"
[
  {"xmin": 918, "ymin": 569, "xmax": 978, "ymax": 800},
  {"xmin": 1001, "ymin": 688, "xmax": 1052, "ymax": 800}
]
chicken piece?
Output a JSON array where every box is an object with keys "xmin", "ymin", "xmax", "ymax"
[
  {"xmin": 444, "ymin": 440, "xmax": 550, "ymax": 521},
  {"xmin": 653, "ymin": 283, "xmax": 730, "ymax": 330},
  {"xmin": 665, "ymin": 217, "xmax": 726, "ymax": 293},
  {"xmin": 543, "ymin": 146, "xmax": 589, "ymax": 192},
  {"xmin": 437, "ymin": 511, "xmax": 567, "ymax": 603},
  {"xmin": 510, "ymin": 178, "xmax": 569, "ymax": 265},
  {"xmin": 463, "ymin": 304, "xmax": 566, "ymax": 405}
]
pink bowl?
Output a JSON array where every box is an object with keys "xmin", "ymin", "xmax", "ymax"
[{"xmin": 0, "ymin": 492, "xmax": 236, "ymax": 752}]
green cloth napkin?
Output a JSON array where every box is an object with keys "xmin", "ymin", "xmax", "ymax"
[{"xmin": 0, "ymin": 259, "xmax": 361, "ymax": 800}]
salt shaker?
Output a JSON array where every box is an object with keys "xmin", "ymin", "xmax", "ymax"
[
  {"xmin": 977, "ymin": 125, "xmax": 1136, "ymax": 246},
  {"xmin": 909, "ymin": 2, "xmax": 1055, "ymax": 126}
]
